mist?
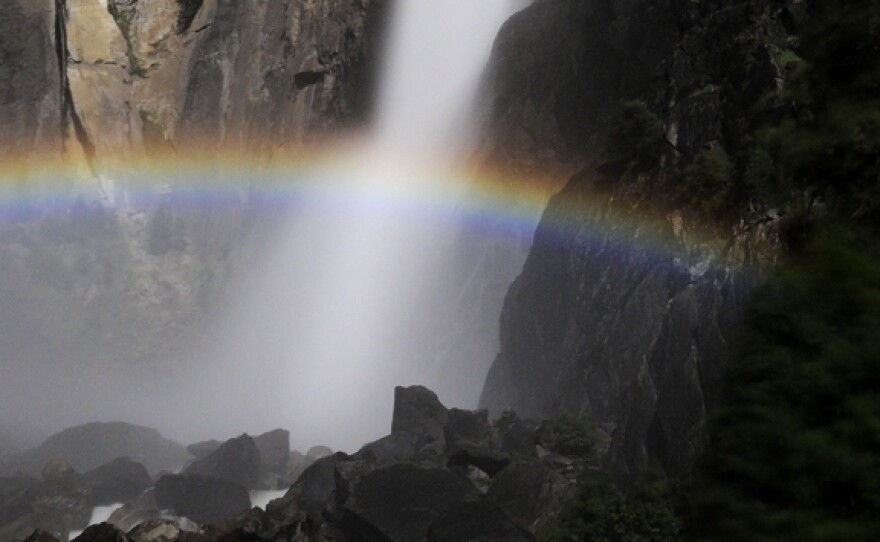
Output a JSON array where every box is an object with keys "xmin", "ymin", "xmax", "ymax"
[{"xmin": 0, "ymin": 1, "xmax": 533, "ymax": 454}]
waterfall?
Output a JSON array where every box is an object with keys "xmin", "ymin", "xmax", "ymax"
[{"xmin": 183, "ymin": 1, "xmax": 527, "ymax": 451}]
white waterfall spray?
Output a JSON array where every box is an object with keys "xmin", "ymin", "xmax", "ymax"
[{"xmin": 179, "ymin": 1, "xmax": 528, "ymax": 451}]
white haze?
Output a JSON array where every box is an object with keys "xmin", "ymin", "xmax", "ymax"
[
  {"xmin": 0, "ymin": 1, "xmax": 531, "ymax": 453},
  {"xmin": 171, "ymin": 0, "xmax": 528, "ymax": 451}
]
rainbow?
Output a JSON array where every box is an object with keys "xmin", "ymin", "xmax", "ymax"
[{"xmin": 0, "ymin": 141, "xmax": 734, "ymax": 262}]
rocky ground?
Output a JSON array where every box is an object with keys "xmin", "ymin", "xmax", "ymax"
[{"xmin": 0, "ymin": 386, "xmax": 599, "ymax": 542}]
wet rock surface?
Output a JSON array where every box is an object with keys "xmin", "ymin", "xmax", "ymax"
[{"xmin": 478, "ymin": 0, "xmax": 792, "ymax": 482}]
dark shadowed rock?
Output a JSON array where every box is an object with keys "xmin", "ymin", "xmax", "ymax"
[
  {"xmin": 254, "ymin": 430, "xmax": 290, "ymax": 489},
  {"xmin": 73, "ymin": 523, "xmax": 131, "ymax": 542},
  {"xmin": 183, "ymin": 435, "xmax": 260, "ymax": 489},
  {"xmin": 444, "ymin": 409, "xmax": 491, "ymax": 448},
  {"xmin": 106, "ymin": 489, "xmax": 159, "ymax": 533},
  {"xmin": 391, "ymin": 386, "xmax": 448, "ymax": 452},
  {"xmin": 8, "ymin": 423, "xmax": 188, "ymax": 477},
  {"xmin": 485, "ymin": 461, "xmax": 574, "ymax": 533},
  {"xmin": 83, "ymin": 458, "xmax": 151, "ymax": 505},
  {"xmin": 426, "ymin": 500, "xmax": 532, "ymax": 542},
  {"xmin": 305, "ymin": 446, "xmax": 333, "ymax": 461},
  {"xmin": 22, "ymin": 529, "xmax": 61, "ymax": 542},
  {"xmin": 336, "ymin": 464, "xmax": 480, "ymax": 542},
  {"xmin": 185, "ymin": 441, "xmax": 221, "ymax": 461},
  {"xmin": 154, "ymin": 474, "xmax": 250, "ymax": 526},
  {"xmin": 446, "ymin": 444, "xmax": 511, "ymax": 478},
  {"xmin": 266, "ymin": 453, "xmax": 349, "ymax": 521}
]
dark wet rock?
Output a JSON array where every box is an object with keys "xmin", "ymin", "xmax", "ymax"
[
  {"xmin": 7, "ymin": 423, "xmax": 188, "ymax": 477},
  {"xmin": 22, "ymin": 529, "xmax": 61, "ymax": 542},
  {"xmin": 335, "ymin": 464, "xmax": 480, "ymax": 542},
  {"xmin": 253, "ymin": 430, "xmax": 290, "ymax": 489},
  {"xmin": 446, "ymin": 444, "xmax": 510, "ymax": 478},
  {"xmin": 106, "ymin": 490, "xmax": 160, "ymax": 533},
  {"xmin": 494, "ymin": 412, "xmax": 536, "ymax": 458},
  {"xmin": 266, "ymin": 453, "xmax": 349, "ymax": 522},
  {"xmin": 126, "ymin": 518, "xmax": 198, "ymax": 542},
  {"xmin": 444, "ymin": 409, "xmax": 491, "ymax": 448},
  {"xmin": 390, "ymin": 386, "xmax": 448, "ymax": 452},
  {"xmin": 486, "ymin": 461, "xmax": 574, "ymax": 533},
  {"xmin": 305, "ymin": 446, "xmax": 333, "ymax": 461},
  {"xmin": 183, "ymin": 435, "xmax": 260, "ymax": 489},
  {"xmin": 426, "ymin": 500, "xmax": 532, "ymax": 542},
  {"xmin": 73, "ymin": 523, "xmax": 131, "ymax": 542},
  {"xmin": 154, "ymin": 474, "xmax": 250, "ymax": 527},
  {"xmin": 185, "ymin": 441, "xmax": 221, "ymax": 461},
  {"xmin": 83, "ymin": 458, "xmax": 151, "ymax": 506}
]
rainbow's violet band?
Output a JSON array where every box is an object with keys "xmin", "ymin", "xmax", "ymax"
[
  {"xmin": 0, "ymin": 148, "xmax": 729, "ymax": 260},
  {"xmin": 0, "ymin": 149, "xmax": 558, "ymax": 235}
]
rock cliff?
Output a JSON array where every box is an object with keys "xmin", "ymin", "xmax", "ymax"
[
  {"xmin": 479, "ymin": 0, "xmax": 800, "ymax": 481},
  {"xmin": 0, "ymin": 0, "xmax": 388, "ymax": 428}
]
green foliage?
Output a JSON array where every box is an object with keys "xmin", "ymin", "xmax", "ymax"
[
  {"xmin": 552, "ymin": 415, "xmax": 597, "ymax": 458},
  {"xmin": 755, "ymin": 0, "xmax": 880, "ymax": 224},
  {"xmin": 690, "ymin": 232, "xmax": 880, "ymax": 541},
  {"xmin": 680, "ymin": 148, "xmax": 734, "ymax": 215},
  {"xmin": 602, "ymin": 101, "xmax": 666, "ymax": 174},
  {"xmin": 177, "ymin": 0, "xmax": 204, "ymax": 34},
  {"xmin": 541, "ymin": 465, "xmax": 681, "ymax": 542},
  {"xmin": 146, "ymin": 203, "xmax": 187, "ymax": 256}
]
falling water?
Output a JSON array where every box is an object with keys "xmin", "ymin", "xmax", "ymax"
[{"xmin": 176, "ymin": 1, "xmax": 528, "ymax": 451}]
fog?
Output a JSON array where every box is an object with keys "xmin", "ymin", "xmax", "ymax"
[{"xmin": 0, "ymin": 1, "xmax": 532, "ymax": 454}]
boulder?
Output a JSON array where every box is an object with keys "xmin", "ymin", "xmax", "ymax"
[
  {"xmin": 185, "ymin": 441, "xmax": 221, "ymax": 461},
  {"xmin": 183, "ymin": 435, "xmax": 260, "ymax": 489},
  {"xmin": 426, "ymin": 500, "xmax": 532, "ymax": 542},
  {"xmin": 266, "ymin": 453, "xmax": 349, "ymax": 522},
  {"xmin": 305, "ymin": 446, "xmax": 333, "ymax": 461},
  {"xmin": 83, "ymin": 459, "xmax": 151, "ymax": 505},
  {"xmin": 444, "ymin": 409, "xmax": 491, "ymax": 447},
  {"xmin": 8, "ymin": 423, "xmax": 188, "ymax": 477},
  {"xmin": 336, "ymin": 464, "xmax": 480, "ymax": 542},
  {"xmin": 154, "ymin": 474, "xmax": 250, "ymax": 527},
  {"xmin": 107, "ymin": 490, "xmax": 159, "ymax": 533},
  {"xmin": 485, "ymin": 461, "xmax": 573, "ymax": 533},
  {"xmin": 254, "ymin": 430, "xmax": 290, "ymax": 488},
  {"xmin": 446, "ymin": 444, "xmax": 511, "ymax": 477},
  {"xmin": 390, "ymin": 386, "xmax": 448, "ymax": 451},
  {"xmin": 22, "ymin": 530, "xmax": 61, "ymax": 542},
  {"xmin": 126, "ymin": 518, "xmax": 198, "ymax": 542},
  {"xmin": 72, "ymin": 523, "xmax": 131, "ymax": 542}
]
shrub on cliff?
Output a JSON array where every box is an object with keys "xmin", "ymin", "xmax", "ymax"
[
  {"xmin": 541, "ymin": 465, "xmax": 681, "ymax": 542},
  {"xmin": 602, "ymin": 101, "xmax": 666, "ymax": 175},
  {"xmin": 680, "ymin": 148, "xmax": 735, "ymax": 215},
  {"xmin": 690, "ymin": 232, "xmax": 880, "ymax": 540}
]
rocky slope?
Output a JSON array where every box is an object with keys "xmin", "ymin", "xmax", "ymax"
[
  {"xmin": 4, "ymin": 386, "xmax": 596, "ymax": 542},
  {"xmin": 479, "ymin": 0, "xmax": 803, "ymax": 481}
]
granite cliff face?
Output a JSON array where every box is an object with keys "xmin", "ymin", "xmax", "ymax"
[
  {"xmin": 0, "ymin": 0, "xmax": 388, "ymax": 425},
  {"xmin": 479, "ymin": 0, "xmax": 800, "ymax": 481}
]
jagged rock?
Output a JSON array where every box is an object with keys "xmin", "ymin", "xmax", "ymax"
[
  {"xmin": 266, "ymin": 453, "xmax": 349, "ymax": 522},
  {"xmin": 83, "ymin": 458, "xmax": 151, "ymax": 506},
  {"xmin": 390, "ymin": 386, "xmax": 448, "ymax": 453},
  {"xmin": 485, "ymin": 461, "xmax": 574, "ymax": 533},
  {"xmin": 0, "ymin": 512, "xmax": 66, "ymax": 542},
  {"xmin": 494, "ymin": 412, "xmax": 536, "ymax": 458},
  {"xmin": 7, "ymin": 423, "xmax": 188, "ymax": 477},
  {"xmin": 154, "ymin": 474, "xmax": 250, "ymax": 527},
  {"xmin": 73, "ymin": 523, "xmax": 131, "ymax": 542},
  {"xmin": 335, "ymin": 464, "xmax": 480, "ymax": 542},
  {"xmin": 444, "ymin": 409, "xmax": 491, "ymax": 448},
  {"xmin": 304, "ymin": 446, "xmax": 333, "ymax": 461},
  {"xmin": 446, "ymin": 444, "xmax": 510, "ymax": 478},
  {"xmin": 106, "ymin": 490, "xmax": 160, "ymax": 533},
  {"xmin": 126, "ymin": 518, "xmax": 198, "ymax": 542},
  {"xmin": 185, "ymin": 441, "xmax": 220, "ymax": 461},
  {"xmin": 182, "ymin": 435, "xmax": 260, "ymax": 489},
  {"xmin": 253, "ymin": 430, "xmax": 290, "ymax": 489},
  {"xmin": 426, "ymin": 500, "xmax": 532, "ymax": 542},
  {"xmin": 23, "ymin": 529, "xmax": 61, "ymax": 542}
]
